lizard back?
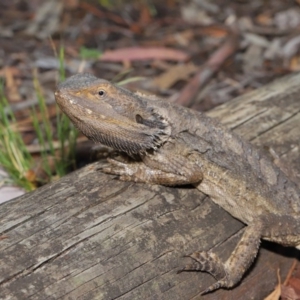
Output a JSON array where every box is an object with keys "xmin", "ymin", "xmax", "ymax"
[{"xmin": 145, "ymin": 97, "xmax": 300, "ymax": 223}]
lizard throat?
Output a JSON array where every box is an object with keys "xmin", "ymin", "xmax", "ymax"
[{"xmin": 75, "ymin": 116, "xmax": 170, "ymax": 155}]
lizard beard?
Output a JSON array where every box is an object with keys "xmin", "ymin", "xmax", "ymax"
[{"xmin": 77, "ymin": 116, "xmax": 170, "ymax": 155}]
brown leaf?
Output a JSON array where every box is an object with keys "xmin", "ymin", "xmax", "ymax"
[
  {"xmin": 264, "ymin": 269, "xmax": 281, "ymax": 300},
  {"xmin": 100, "ymin": 47, "xmax": 189, "ymax": 62},
  {"xmin": 153, "ymin": 63, "xmax": 197, "ymax": 89},
  {"xmin": 289, "ymin": 277, "xmax": 300, "ymax": 294},
  {"xmin": 4, "ymin": 67, "xmax": 21, "ymax": 102},
  {"xmin": 281, "ymin": 285, "xmax": 300, "ymax": 299}
]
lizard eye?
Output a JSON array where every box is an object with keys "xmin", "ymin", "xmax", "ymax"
[
  {"xmin": 135, "ymin": 114, "xmax": 144, "ymax": 124},
  {"xmin": 98, "ymin": 90, "xmax": 105, "ymax": 97}
]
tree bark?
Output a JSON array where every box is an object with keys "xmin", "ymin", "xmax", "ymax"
[{"xmin": 1, "ymin": 73, "xmax": 300, "ymax": 300}]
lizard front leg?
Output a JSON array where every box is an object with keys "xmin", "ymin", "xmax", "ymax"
[
  {"xmin": 102, "ymin": 150, "xmax": 203, "ymax": 186},
  {"xmin": 180, "ymin": 220, "xmax": 263, "ymax": 294}
]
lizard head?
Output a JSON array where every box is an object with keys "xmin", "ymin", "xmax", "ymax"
[{"xmin": 55, "ymin": 73, "xmax": 171, "ymax": 154}]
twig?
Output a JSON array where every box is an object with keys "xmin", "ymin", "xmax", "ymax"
[
  {"xmin": 283, "ymin": 259, "xmax": 298, "ymax": 286},
  {"xmin": 176, "ymin": 28, "xmax": 239, "ymax": 108}
]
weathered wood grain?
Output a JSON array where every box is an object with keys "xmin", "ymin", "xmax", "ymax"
[{"xmin": 1, "ymin": 73, "xmax": 300, "ymax": 300}]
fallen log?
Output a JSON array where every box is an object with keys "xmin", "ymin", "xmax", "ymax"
[{"xmin": 1, "ymin": 73, "xmax": 300, "ymax": 300}]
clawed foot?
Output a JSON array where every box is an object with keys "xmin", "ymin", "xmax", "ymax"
[{"xmin": 178, "ymin": 251, "xmax": 229, "ymax": 294}]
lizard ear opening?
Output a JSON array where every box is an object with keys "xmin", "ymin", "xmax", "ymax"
[
  {"xmin": 135, "ymin": 114, "xmax": 144, "ymax": 124},
  {"xmin": 135, "ymin": 107, "xmax": 170, "ymax": 132}
]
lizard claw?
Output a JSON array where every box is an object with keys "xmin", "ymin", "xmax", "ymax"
[
  {"xmin": 200, "ymin": 280, "xmax": 227, "ymax": 295},
  {"xmin": 102, "ymin": 159, "xmax": 131, "ymax": 175},
  {"xmin": 101, "ymin": 158, "xmax": 143, "ymax": 183},
  {"xmin": 178, "ymin": 251, "xmax": 229, "ymax": 293}
]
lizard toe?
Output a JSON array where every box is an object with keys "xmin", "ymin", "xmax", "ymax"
[
  {"xmin": 106, "ymin": 158, "xmax": 127, "ymax": 166},
  {"xmin": 102, "ymin": 159, "xmax": 136, "ymax": 176},
  {"xmin": 200, "ymin": 279, "xmax": 228, "ymax": 295},
  {"xmin": 179, "ymin": 251, "xmax": 231, "ymax": 294},
  {"xmin": 179, "ymin": 251, "xmax": 227, "ymax": 281}
]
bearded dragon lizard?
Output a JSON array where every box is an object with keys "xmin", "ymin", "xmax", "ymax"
[{"xmin": 55, "ymin": 73, "xmax": 300, "ymax": 294}]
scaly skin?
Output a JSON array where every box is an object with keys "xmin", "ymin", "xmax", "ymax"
[{"xmin": 55, "ymin": 73, "xmax": 300, "ymax": 294}]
